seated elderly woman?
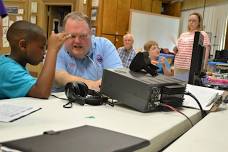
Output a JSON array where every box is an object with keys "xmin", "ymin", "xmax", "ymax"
[{"xmin": 144, "ymin": 40, "xmax": 172, "ymax": 76}]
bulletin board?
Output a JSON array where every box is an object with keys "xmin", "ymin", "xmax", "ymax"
[
  {"xmin": 0, "ymin": 0, "xmax": 28, "ymax": 54},
  {"xmin": 129, "ymin": 9, "xmax": 180, "ymax": 52}
]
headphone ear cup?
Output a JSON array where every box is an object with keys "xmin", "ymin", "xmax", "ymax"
[
  {"xmin": 65, "ymin": 82, "xmax": 107, "ymax": 106},
  {"xmin": 65, "ymin": 82, "xmax": 85, "ymax": 105},
  {"xmin": 65, "ymin": 82, "xmax": 75, "ymax": 100},
  {"xmin": 76, "ymin": 82, "xmax": 88, "ymax": 97}
]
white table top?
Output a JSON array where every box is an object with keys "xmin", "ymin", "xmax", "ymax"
[
  {"xmin": 0, "ymin": 93, "xmax": 202, "ymax": 152},
  {"xmin": 164, "ymin": 103, "xmax": 228, "ymax": 152}
]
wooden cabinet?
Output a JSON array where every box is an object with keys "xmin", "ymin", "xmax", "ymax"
[
  {"xmin": 99, "ymin": 0, "xmax": 131, "ymax": 48},
  {"xmin": 97, "ymin": 0, "xmax": 162, "ymax": 48},
  {"xmin": 151, "ymin": 0, "xmax": 162, "ymax": 13},
  {"xmin": 131, "ymin": 0, "xmax": 162, "ymax": 13},
  {"xmin": 163, "ymin": 2, "xmax": 181, "ymax": 17}
]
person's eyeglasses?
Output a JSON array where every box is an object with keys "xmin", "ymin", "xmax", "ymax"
[
  {"xmin": 150, "ymin": 46, "xmax": 160, "ymax": 51},
  {"xmin": 70, "ymin": 33, "xmax": 90, "ymax": 41},
  {"xmin": 188, "ymin": 19, "xmax": 198, "ymax": 23}
]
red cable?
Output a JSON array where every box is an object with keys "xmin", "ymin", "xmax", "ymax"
[{"xmin": 160, "ymin": 103, "xmax": 193, "ymax": 127}]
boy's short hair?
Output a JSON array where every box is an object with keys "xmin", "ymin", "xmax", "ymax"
[
  {"xmin": 144, "ymin": 41, "xmax": 158, "ymax": 52},
  {"xmin": 6, "ymin": 20, "xmax": 46, "ymax": 49}
]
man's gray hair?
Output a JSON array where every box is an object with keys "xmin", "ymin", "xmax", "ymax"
[{"xmin": 63, "ymin": 11, "xmax": 91, "ymax": 29}]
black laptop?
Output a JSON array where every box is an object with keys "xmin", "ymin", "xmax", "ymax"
[{"xmin": 2, "ymin": 125, "xmax": 150, "ymax": 152}]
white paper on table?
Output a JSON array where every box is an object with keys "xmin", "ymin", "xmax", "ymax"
[{"xmin": 183, "ymin": 84, "xmax": 223, "ymax": 111}]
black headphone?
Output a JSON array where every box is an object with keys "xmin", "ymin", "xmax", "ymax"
[
  {"xmin": 65, "ymin": 81, "xmax": 109, "ymax": 106},
  {"xmin": 129, "ymin": 52, "xmax": 158, "ymax": 76}
]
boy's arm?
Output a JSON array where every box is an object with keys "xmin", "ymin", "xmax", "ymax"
[{"xmin": 28, "ymin": 32, "xmax": 70, "ymax": 99}]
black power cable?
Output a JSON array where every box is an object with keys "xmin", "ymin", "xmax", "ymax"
[
  {"xmin": 51, "ymin": 94, "xmax": 115, "ymax": 108},
  {"xmin": 184, "ymin": 91, "xmax": 207, "ymax": 118}
]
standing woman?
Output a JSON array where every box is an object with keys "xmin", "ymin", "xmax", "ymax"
[{"xmin": 174, "ymin": 12, "xmax": 211, "ymax": 82}]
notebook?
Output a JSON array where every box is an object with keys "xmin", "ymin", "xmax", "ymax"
[{"xmin": 2, "ymin": 125, "xmax": 150, "ymax": 152}]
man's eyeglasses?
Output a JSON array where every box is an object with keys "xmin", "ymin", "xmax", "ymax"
[{"xmin": 70, "ymin": 33, "xmax": 91, "ymax": 41}]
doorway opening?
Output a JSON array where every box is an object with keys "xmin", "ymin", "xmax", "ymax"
[{"xmin": 46, "ymin": 5, "xmax": 72, "ymax": 38}]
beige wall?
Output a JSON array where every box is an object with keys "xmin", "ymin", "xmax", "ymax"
[{"xmin": 182, "ymin": 0, "xmax": 228, "ymax": 10}]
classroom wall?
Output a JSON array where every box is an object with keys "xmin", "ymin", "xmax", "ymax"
[
  {"xmin": 182, "ymin": 0, "xmax": 228, "ymax": 10},
  {"xmin": 129, "ymin": 10, "xmax": 180, "ymax": 52}
]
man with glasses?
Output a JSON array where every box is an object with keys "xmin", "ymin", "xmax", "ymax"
[
  {"xmin": 118, "ymin": 33, "xmax": 136, "ymax": 68},
  {"xmin": 54, "ymin": 12, "xmax": 123, "ymax": 92}
]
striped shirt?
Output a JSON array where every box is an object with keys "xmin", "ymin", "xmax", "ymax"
[
  {"xmin": 118, "ymin": 47, "xmax": 136, "ymax": 68},
  {"xmin": 174, "ymin": 31, "xmax": 210, "ymax": 70}
]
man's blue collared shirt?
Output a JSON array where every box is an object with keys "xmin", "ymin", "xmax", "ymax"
[{"xmin": 55, "ymin": 36, "xmax": 123, "ymax": 91}]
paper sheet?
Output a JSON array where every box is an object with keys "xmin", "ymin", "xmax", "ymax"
[
  {"xmin": 0, "ymin": 104, "xmax": 41, "ymax": 122},
  {"xmin": 183, "ymin": 84, "xmax": 223, "ymax": 111}
]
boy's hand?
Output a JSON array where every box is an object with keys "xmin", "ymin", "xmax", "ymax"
[{"xmin": 48, "ymin": 31, "xmax": 71, "ymax": 52}]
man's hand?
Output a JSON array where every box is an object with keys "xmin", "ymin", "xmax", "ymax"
[{"xmin": 85, "ymin": 79, "xmax": 101, "ymax": 91}]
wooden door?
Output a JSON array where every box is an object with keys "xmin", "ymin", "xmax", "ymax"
[
  {"xmin": 116, "ymin": 0, "xmax": 131, "ymax": 35},
  {"xmin": 100, "ymin": 0, "xmax": 161, "ymax": 48},
  {"xmin": 102, "ymin": 0, "xmax": 118, "ymax": 34},
  {"xmin": 131, "ymin": 0, "xmax": 142, "ymax": 10},
  {"xmin": 142, "ymin": 0, "xmax": 152, "ymax": 12},
  {"xmin": 151, "ymin": 0, "xmax": 162, "ymax": 13},
  {"xmin": 101, "ymin": 0, "xmax": 130, "ymax": 48}
]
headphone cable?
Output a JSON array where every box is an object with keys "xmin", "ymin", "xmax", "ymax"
[
  {"xmin": 51, "ymin": 94, "xmax": 68, "ymax": 101},
  {"xmin": 184, "ymin": 91, "xmax": 207, "ymax": 118},
  {"xmin": 51, "ymin": 94, "xmax": 73, "ymax": 108}
]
